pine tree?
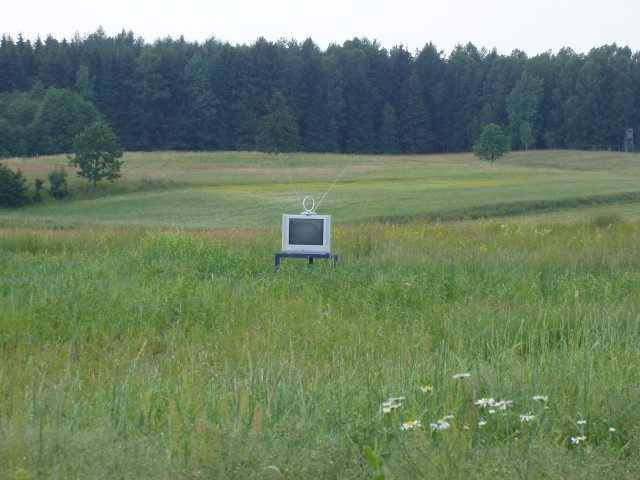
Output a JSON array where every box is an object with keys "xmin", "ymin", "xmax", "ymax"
[
  {"xmin": 379, "ymin": 103, "xmax": 400, "ymax": 154},
  {"xmin": 255, "ymin": 91, "xmax": 299, "ymax": 153},
  {"xmin": 0, "ymin": 163, "xmax": 30, "ymax": 206}
]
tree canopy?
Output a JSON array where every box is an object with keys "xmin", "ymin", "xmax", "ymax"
[
  {"xmin": 0, "ymin": 163, "xmax": 30, "ymax": 206},
  {"xmin": 473, "ymin": 123, "xmax": 511, "ymax": 162},
  {"xmin": 255, "ymin": 91, "xmax": 299, "ymax": 152},
  {"xmin": 69, "ymin": 121, "xmax": 124, "ymax": 190},
  {"xmin": 1, "ymin": 31, "xmax": 639, "ymax": 156}
]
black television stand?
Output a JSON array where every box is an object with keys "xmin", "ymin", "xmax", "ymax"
[{"xmin": 275, "ymin": 252, "xmax": 339, "ymax": 269}]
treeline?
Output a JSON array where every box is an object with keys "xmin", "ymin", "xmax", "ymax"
[{"xmin": 1, "ymin": 28, "xmax": 639, "ymax": 156}]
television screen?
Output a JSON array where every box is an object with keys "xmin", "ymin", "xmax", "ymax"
[
  {"xmin": 289, "ymin": 218, "xmax": 323, "ymax": 245},
  {"xmin": 282, "ymin": 214, "xmax": 331, "ymax": 254}
]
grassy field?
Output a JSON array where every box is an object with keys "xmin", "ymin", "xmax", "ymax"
[
  {"xmin": 3, "ymin": 149, "xmax": 640, "ymax": 226},
  {"xmin": 1, "ymin": 150, "xmax": 640, "ymax": 478}
]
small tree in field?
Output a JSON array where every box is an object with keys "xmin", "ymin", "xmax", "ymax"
[
  {"xmin": 33, "ymin": 178, "xmax": 44, "ymax": 202},
  {"xmin": 48, "ymin": 166, "xmax": 70, "ymax": 199},
  {"xmin": 69, "ymin": 121, "xmax": 124, "ymax": 190},
  {"xmin": 473, "ymin": 123, "xmax": 510, "ymax": 162},
  {"xmin": 0, "ymin": 163, "xmax": 30, "ymax": 207}
]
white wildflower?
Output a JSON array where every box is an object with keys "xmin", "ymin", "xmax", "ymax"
[
  {"xmin": 400, "ymin": 420, "xmax": 421, "ymax": 430},
  {"xmin": 475, "ymin": 397, "xmax": 495, "ymax": 408},
  {"xmin": 430, "ymin": 419, "xmax": 451, "ymax": 431}
]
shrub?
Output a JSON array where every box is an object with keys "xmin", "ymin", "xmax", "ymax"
[
  {"xmin": 48, "ymin": 166, "xmax": 70, "ymax": 199},
  {"xmin": 0, "ymin": 163, "xmax": 30, "ymax": 207},
  {"xmin": 33, "ymin": 178, "xmax": 44, "ymax": 202}
]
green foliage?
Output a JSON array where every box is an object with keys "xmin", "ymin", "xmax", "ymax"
[
  {"xmin": 175, "ymin": 54, "xmax": 218, "ymax": 150},
  {"xmin": 73, "ymin": 64, "xmax": 95, "ymax": 102},
  {"xmin": 0, "ymin": 87, "xmax": 41, "ymax": 157},
  {"xmin": 520, "ymin": 122, "xmax": 535, "ymax": 150},
  {"xmin": 340, "ymin": 42, "xmax": 377, "ymax": 153},
  {"xmin": 129, "ymin": 49, "xmax": 170, "ymax": 150},
  {"xmin": 27, "ymin": 86, "xmax": 101, "ymax": 155},
  {"xmin": 507, "ymin": 72, "xmax": 543, "ymax": 149},
  {"xmin": 398, "ymin": 71, "xmax": 431, "ymax": 153},
  {"xmin": 379, "ymin": 103, "xmax": 400, "ymax": 154},
  {"xmin": 47, "ymin": 165, "xmax": 69, "ymax": 199},
  {"xmin": 0, "ymin": 163, "xmax": 30, "ymax": 206},
  {"xmin": 69, "ymin": 121, "xmax": 124, "ymax": 190},
  {"xmin": 473, "ymin": 123, "xmax": 511, "ymax": 162},
  {"xmin": 255, "ymin": 91, "xmax": 299, "ymax": 153},
  {"xmin": 1, "ymin": 33, "xmax": 640, "ymax": 155},
  {"xmin": 33, "ymin": 178, "xmax": 44, "ymax": 202}
]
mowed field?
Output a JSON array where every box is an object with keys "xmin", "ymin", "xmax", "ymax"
[
  {"xmin": 1, "ymin": 150, "xmax": 640, "ymax": 478},
  {"xmin": 3, "ymin": 149, "xmax": 640, "ymax": 227}
]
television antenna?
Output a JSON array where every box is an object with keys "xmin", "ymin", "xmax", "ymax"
[{"xmin": 277, "ymin": 151, "xmax": 356, "ymax": 215}]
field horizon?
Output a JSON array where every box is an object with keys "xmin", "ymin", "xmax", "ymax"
[{"xmin": 1, "ymin": 150, "xmax": 640, "ymax": 478}]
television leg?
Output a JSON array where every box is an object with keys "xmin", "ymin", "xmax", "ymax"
[{"xmin": 308, "ymin": 257, "xmax": 314, "ymax": 265}]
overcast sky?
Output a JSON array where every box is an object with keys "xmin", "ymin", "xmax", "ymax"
[{"xmin": 3, "ymin": 0, "xmax": 639, "ymax": 56}]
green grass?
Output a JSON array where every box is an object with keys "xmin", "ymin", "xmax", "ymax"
[
  {"xmin": 3, "ymin": 150, "xmax": 640, "ymax": 227},
  {"xmin": 1, "ymin": 151, "xmax": 640, "ymax": 478}
]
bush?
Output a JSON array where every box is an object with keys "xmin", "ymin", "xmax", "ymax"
[
  {"xmin": 33, "ymin": 178, "xmax": 44, "ymax": 203},
  {"xmin": 48, "ymin": 166, "xmax": 70, "ymax": 199},
  {"xmin": 0, "ymin": 163, "xmax": 30, "ymax": 207}
]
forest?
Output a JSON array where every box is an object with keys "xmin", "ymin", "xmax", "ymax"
[{"xmin": 0, "ymin": 28, "xmax": 639, "ymax": 156}]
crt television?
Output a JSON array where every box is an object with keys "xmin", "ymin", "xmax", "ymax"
[{"xmin": 282, "ymin": 214, "xmax": 332, "ymax": 254}]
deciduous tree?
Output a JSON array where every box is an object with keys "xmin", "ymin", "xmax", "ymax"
[
  {"xmin": 48, "ymin": 165, "xmax": 69, "ymax": 198},
  {"xmin": 473, "ymin": 123, "xmax": 510, "ymax": 162},
  {"xmin": 507, "ymin": 71, "xmax": 543, "ymax": 149},
  {"xmin": 69, "ymin": 121, "xmax": 124, "ymax": 190}
]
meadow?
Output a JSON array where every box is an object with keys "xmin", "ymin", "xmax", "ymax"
[{"xmin": 1, "ymin": 150, "xmax": 640, "ymax": 478}]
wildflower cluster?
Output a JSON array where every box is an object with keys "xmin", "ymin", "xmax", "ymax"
[
  {"xmin": 379, "ymin": 371, "xmax": 620, "ymax": 450},
  {"xmin": 381, "ymin": 372, "xmax": 555, "ymax": 437}
]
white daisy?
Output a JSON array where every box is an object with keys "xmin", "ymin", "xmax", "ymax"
[
  {"xmin": 430, "ymin": 419, "xmax": 451, "ymax": 431},
  {"xmin": 400, "ymin": 420, "xmax": 421, "ymax": 430},
  {"xmin": 475, "ymin": 397, "xmax": 495, "ymax": 408},
  {"xmin": 495, "ymin": 400, "xmax": 513, "ymax": 410},
  {"xmin": 571, "ymin": 436, "xmax": 587, "ymax": 445},
  {"xmin": 381, "ymin": 396, "xmax": 405, "ymax": 414}
]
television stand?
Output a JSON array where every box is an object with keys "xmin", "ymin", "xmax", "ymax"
[{"xmin": 275, "ymin": 252, "xmax": 339, "ymax": 269}]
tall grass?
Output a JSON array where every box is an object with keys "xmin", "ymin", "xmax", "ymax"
[{"xmin": 1, "ymin": 215, "xmax": 639, "ymax": 478}]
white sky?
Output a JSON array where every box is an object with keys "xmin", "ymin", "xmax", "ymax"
[{"xmin": 3, "ymin": 0, "xmax": 639, "ymax": 56}]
